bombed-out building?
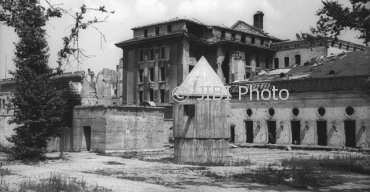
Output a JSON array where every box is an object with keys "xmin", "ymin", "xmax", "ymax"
[{"xmin": 115, "ymin": 11, "xmax": 365, "ymax": 106}]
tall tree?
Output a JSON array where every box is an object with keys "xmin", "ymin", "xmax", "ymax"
[
  {"xmin": 0, "ymin": 0, "xmax": 65, "ymax": 160},
  {"xmin": 0, "ymin": 0, "xmax": 112, "ymax": 160},
  {"xmin": 312, "ymin": 0, "xmax": 370, "ymax": 45}
]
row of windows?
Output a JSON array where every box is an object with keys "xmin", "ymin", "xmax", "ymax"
[
  {"xmin": 139, "ymin": 89, "xmax": 167, "ymax": 103},
  {"xmin": 143, "ymin": 24, "xmax": 172, "ymax": 38},
  {"xmin": 220, "ymin": 31, "xmax": 269, "ymax": 47},
  {"xmin": 139, "ymin": 47, "xmax": 168, "ymax": 61},
  {"xmin": 138, "ymin": 66, "xmax": 166, "ymax": 83},
  {"xmin": 230, "ymin": 119, "xmax": 359, "ymax": 147},
  {"xmin": 273, "ymin": 54, "xmax": 301, "ymax": 68}
]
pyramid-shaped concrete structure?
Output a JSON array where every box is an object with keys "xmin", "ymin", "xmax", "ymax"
[{"xmin": 175, "ymin": 56, "xmax": 229, "ymax": 97}]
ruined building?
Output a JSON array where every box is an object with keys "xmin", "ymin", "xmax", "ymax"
[{"xmin": 115, "ymin": 11, "xmax": 365, "ymax": 106}]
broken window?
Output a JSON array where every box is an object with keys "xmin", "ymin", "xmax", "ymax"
[
  {"xmin": 295, "ymin": 55, "xmax": 301, "ymax": 65},
  {"xmin": 274, "ymin": 58, "xmax": 279, "ymax": 69},
  {"xmin": 139, "ymin": 90, "xmax": 144, "ymax": 103},
  {"xmin": 155, "ymin": 26, "xmax": 160, "ymax": 35},
  {"xmin": 144, "ymin": 29, "xmax": 148, "ymax": 37},
  {"xmin": 160, "ymin": 89, "xmax": 165, "ymax": 103},
  {"xmin": 256, "ymin": 55, "xmax": 260, "ymax": 67},
  {"xmin": 149, "ymin": 49, "xmax": 155, "ymax": 60},
  {"xmin": 241, "ymin": 35, "xmax": 246, "ymax": 42},
  {"xmin": 167, "ymin": 24, "xmax": 172, "ymax": 33},
  {"xmin": 284, "ymin": 57, "xmax": 289, "ymax": 67},
  {"xmin": 221, "ymin": 31, "xmax": 226, "ymax": 39},
  {"xmin": 139, "ymin": 49, "xmax": 144, "ymax": 61},
  {"xmin": 149, "ymin": 88, "xmax": 154, "ymax": 101},
  {"xmin": 138, "ymin": 69, "xmax": 144, "ymax": 82},
  {"xmin": 160, "ymin": 47, "xmax": 166, "ymax": 59},
  {"xmin": 149, "ymin": 67, "xmax": 154, "ymax": 81}
]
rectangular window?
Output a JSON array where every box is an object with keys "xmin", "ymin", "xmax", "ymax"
[
  {"xmin": 139, "ymin": 49, "xmax": 144, "ymax": 61},
  {"xmin": 241, "ymin": 35, "xmax": 246, "ymax": 43},
  {"xmin": 139, "ymin": 90, "xmax": 144, "ymax": 103},
  {"xmin": 144, "ymin": 29, "xmax": 148, "ymax": 37},
  {"xmin": 261, "ymin": 39, "xmax": 264, "ymax": 45},
  {"xmin": 295, "ymin": 55, "xmax": 301, "ymax": 65},
  {"xmin": 231, "ymin": 33, "xmax": 235, "ymax": 40},
  {"xmin": 274, "ymin": 58, "xmax": 279, "ymax": 69},
  {"xmin": 265, "ymin": 58, "xmax": 270, "ymax": 69},
  {"xmin": 256, "ymin": 55, "xmax": 260, "ymax": 67},
  {"xmin": 221, "ymin": 31, "xmax": 225, "ymax": 39},
  {"xmin": 184, "ymin": 104, "xmax": 195, "ymax": 117},
  {"xmin": 251, "ymin": 37, "xmax": 255, "ymax": 44},
  {"xmin": 291, "ymin": 121, "xmax": 301, "ymax": 145},
  {"xmin": 155, "ymin": 26, "xmax": 160, "ymax": 35},
  {"xmin": 160, "ymin": 66, "xmax": 166, "ymax": 81},
  {"xmin": 149, "ymin": 67, "xmax": 154, "ymax": 81},
  {"xmin": 167, "ymin": 24, "xmax": 172, "ymax": 33},
  {"xmin": 160, "ymin": 47, "xmax": 166, "ymax": 59},
  {"xmin": 160, "ymin": 89, "xmax": 165, "ymax": 103},
  {"xmin": 149, "ymin": 49, "xmax": 155, "ymax": 60},
  {"xmin": 149, "ymin": 89, "xmax": 154, "ymax": 101},
  {"xmin": 138, "ymin": 69, "xmax": 144, "ymax": 82},
  {"xmin": 284, "ymin": 57, "xmax": 289, "ymax": 67}
]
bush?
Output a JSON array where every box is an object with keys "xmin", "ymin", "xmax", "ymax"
[
  {"xmin": 18, "ymin": 174, "xmax": 112, "ymax": 192},
  {"xmin": 282, "ymin": 155, "xmax": 370, "ymax": 175}
]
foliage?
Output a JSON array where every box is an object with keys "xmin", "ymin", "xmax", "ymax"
[
  {"xmin": 0, "ymin": 0, "xmax": 113, "ymax": 160},
  {"xmin": 312, "ymin": 0, "xmax": 370, "ymax": 45}
]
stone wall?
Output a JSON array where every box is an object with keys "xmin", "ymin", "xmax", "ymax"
[
  {"xmin": 228, "ymin": 91, "xmax": 370, "ymax": 148},
  {"xmin": 274, "ymin": 46, "xmax": 327, "ymax": 68},
  {"xmin": 72, "ymin": 106, "xmax": 173, "ymax": 153}
]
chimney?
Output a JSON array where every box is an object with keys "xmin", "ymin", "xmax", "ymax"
[{"xmin": 253, "ymin": 11, "xmax": 264, "ymax": 30}]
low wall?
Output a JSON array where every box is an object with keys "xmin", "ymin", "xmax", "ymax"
[{"xmin": 73, "ymin": 105, "xmax": 173, "ymax": 153}]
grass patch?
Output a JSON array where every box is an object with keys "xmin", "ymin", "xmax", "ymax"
[
  {"xmin": 203, "ymin": 164, "xmax": 341, "ymax": 189},
  {"xmin": 17, "ymin": 174, "xmax": 112, "ymax": 192},
  {"xmin": 282, "ymin": 155, "xmax": 370, "ymax": 175}
]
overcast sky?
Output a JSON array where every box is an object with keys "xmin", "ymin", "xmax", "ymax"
[{"xmin": 0, "ymin": 0, "xmax": 363, "ymax": 79}]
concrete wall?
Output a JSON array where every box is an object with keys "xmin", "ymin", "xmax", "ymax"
[
  {"xmin": 72, "ymin": 106, "xmax": 173, "ymax": 153},
  {"xmin": 228, "ymin": 91, "xmax": 370, "ymax": 148}
]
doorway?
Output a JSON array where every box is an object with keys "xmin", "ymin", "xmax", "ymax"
[
  {"xmin": 316, "ymin": 121, "xmax": 327, "ymax": 146},
  {"xmin": 230, "ymin": 125, "xmax": 235, "ymax": 143},
  {"xmin": 291, "ymin": 121, "xmax": 301, "ymax": 145},
  {"xmin": 83, "ymin": 126, "xmax": 91, "ymax": 151},
  {"xmin": 344, "ymin": 120, "xmax": 356, "ymax": 147},
  {"xmin": 267, "ymin": 120, "xmax": 276, "ymax": 144},
  {"xmin": 245, "ymin": 120, "xmax": 254, "ymax": 143}
]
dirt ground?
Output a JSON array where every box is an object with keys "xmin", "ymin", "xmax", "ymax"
[{"xmin": 1, "ymin": 148, "xmax": 370, "ymax": 192}]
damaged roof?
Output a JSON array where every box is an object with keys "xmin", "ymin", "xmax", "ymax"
[{"xmin": 248, "ymin": 48, "xmax": 370, "ymax": 82}]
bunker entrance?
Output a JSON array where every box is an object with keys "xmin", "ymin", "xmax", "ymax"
[
  {"xmin": 267, "ymin": 120, "xmax": 276, "ymax": 144},
  {"xmin": 83, "ymin": 126, "xmax": 91, "ymax": 151},
  {"xmin": 245, "ymin": 120, "xmax": 253, "ymax": 143},
  {"xmin": 316, "ymin": 121, "xmax": 327, "ymax": 146},
  {"xmin": 344, "ymin": 120, "xmax": 356, "ymax": 147},
  {"xmin": 291, "ymin": 120, "xmax": 301, "ymax": 145}
]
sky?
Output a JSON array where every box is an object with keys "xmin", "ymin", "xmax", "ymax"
[{"xmin": 0, "ymin": 0, "xmax": 364, "ymax": 79}]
